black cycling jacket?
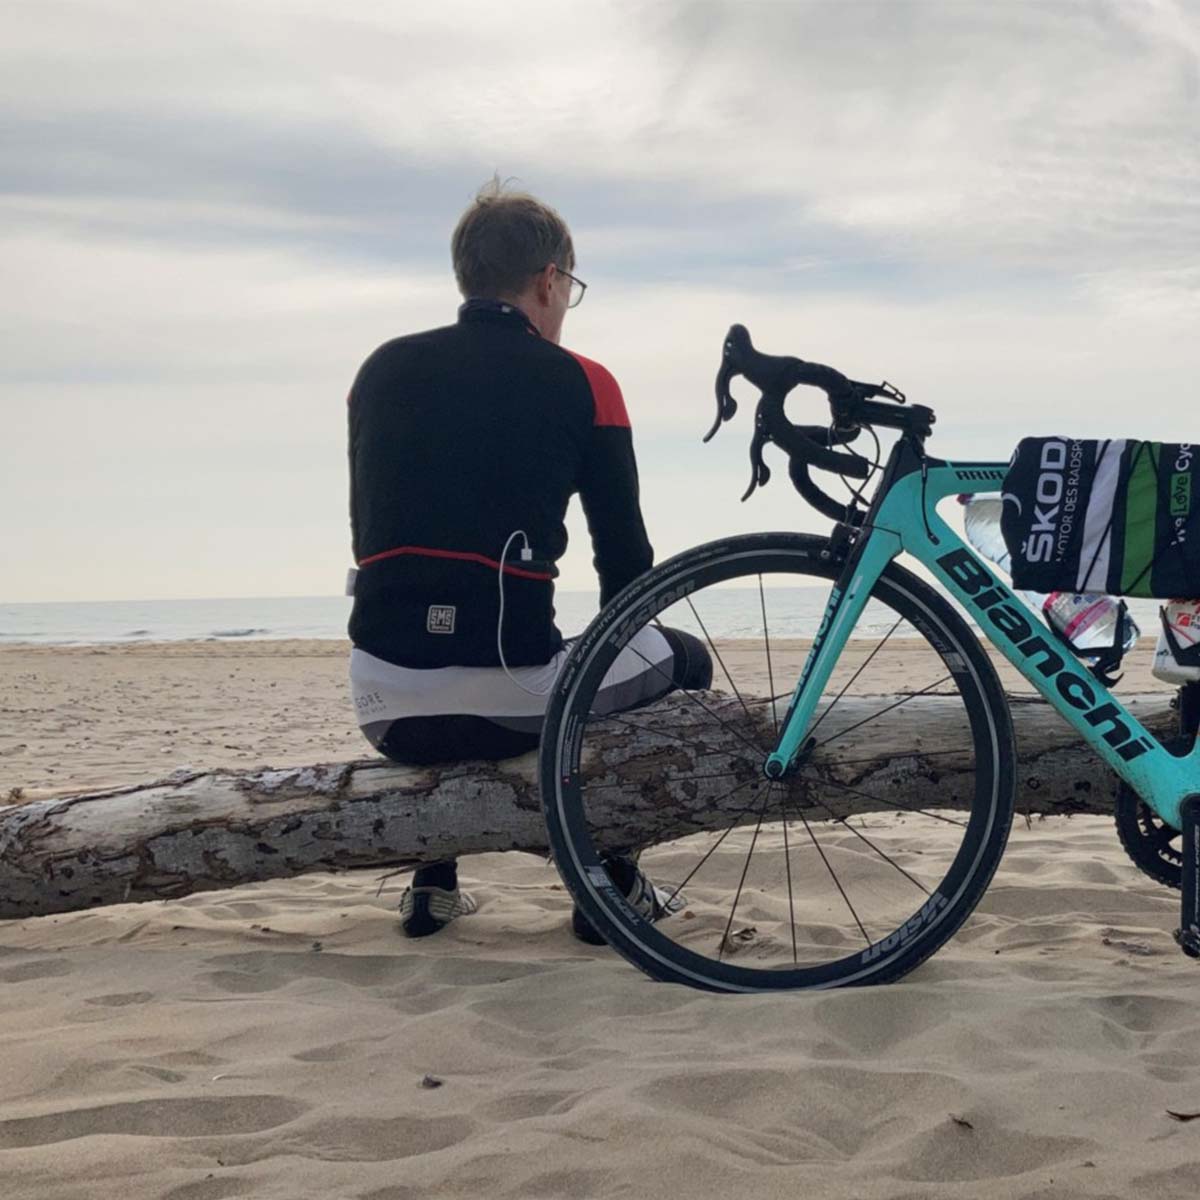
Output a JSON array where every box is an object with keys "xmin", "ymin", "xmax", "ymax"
[{"xmin": 347, "ymin": 300, "xmax": 654, "ymax": 667}]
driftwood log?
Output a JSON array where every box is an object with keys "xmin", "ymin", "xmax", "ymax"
[{"xmin": 0, "ymin": 691, "xmax": 1175, "ymax": 919}]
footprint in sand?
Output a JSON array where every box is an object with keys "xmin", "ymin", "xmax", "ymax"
[
  {"xmin": 83, "ymin": 991, "xmax": 154, "ymax": 1007},
  {"xmin": 0, "ymin": 1095, "xmax": 310, "ymax": 1150},
  {"xmin": 126, "ymin": 1064, "xmax": 188, "ymax": 1084},
  {"xmin": 202, "ymin": 969, "xmax": 285, "ymax": 994},
  {"xmin": 153, "ymin": 1050, "xmax": 228, "ymax": 1068},
  {"xmin": 355, "ymin": 1186, "xmax": 421, "ymax": 1200},
  {"xmin": 640, "ymin": 1064, "xmax": 971, "ymax": 1161},
  {"xmin": 160, "ymin": 1177, "xmax": 257, "ymax": 1200},
  {"xmin": 474, "ymin": 1089, "xmax": 580, "ymax": 1121},
  {"xmin": 812, "ymin": 988, "xmax": 959, "ymax": 1052},
  {"xmin": 0, "ymin": 958, "xmax": 72, "ymax": 984},
  {"xmin": 204, "ymin": 950, "xmax": 399, "ymax": 991},
  {"xmin": 1086, "ymin": 992, "xmax": 1195, "ymax": 1034},
  {"xmin": 898, "ymin": 1122, "xmax": 1092, "ymax": 1183},
  {"xmin": 272, "ymin": 1114, "xmax": 474, "ymax": 1162},
  {"xmin": 292, "ymin": 1036, "xmax": 389, "ymax": 1063}
]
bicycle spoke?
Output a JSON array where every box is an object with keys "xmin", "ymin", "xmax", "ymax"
[
  {"xmin": 758, "ymin": 575, "xmax": 779, "ymax": 737},
  {"xmin": 804, "ymin": 797, "xmax": 931, "ymax": 895},
  {"xmin": 813, "ymin": 675, "xmax": 953, "ymax": 753},
  {"xmin": 799, "ymin": 771, "xmax": 969, "ymax": 828},
  {"xmin": 584, "ymin": 679, "xmax": 773, "ymax": 768},
  {"xmin": 581, "ymin": 767, "xmax": 755, "ymax": 792},
  {"xmin": 803, "ymin": 613, "xmax": 905, "ymax": 743},
  {"xmin": 685, "ymin": 596, "xmax": 757, "ymax": 733},
  {"xmin": 545, "ymin": 532, "xmax": 1015, "ymax": 989},
  {"xmin": 797, "ymin": 807, "xmax": 871, "ymax": 947},
  {"xmin": 779, "ymin": 786, "xmax": 799, "ymax": 966},
  {"xmin": 717, "ymin": 783, "xmax": 773, "ymax": 961},
  {"xmin": 625, "ymin": 644, "xmax": 766, "ymax": 758},
  {"xmin": 714, "ymin": 685, "xmax": 960, "ymax": 720},
  {"xmin": 591, "ymin": 710, "xmax": 748, "ymax": 759},
  {"xmin": 713, "ymin": 689, "xmax": 793, "ymax": 714},
  {"xmin": 826, "ymin": 745, "xmax": 981, "ymax": 768},
  {"xmin": 660, "ymin": 779, "xmax": 769, "ymax": 909}
]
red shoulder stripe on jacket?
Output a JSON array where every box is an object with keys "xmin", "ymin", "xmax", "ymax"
[{"xmin": 566, "ymin": 350, "xmax": 631, "ymax": 428}]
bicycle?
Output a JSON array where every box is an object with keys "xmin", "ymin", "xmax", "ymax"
[{"xmin": 539, "ymin": 324, "xmax": 1200, "ymax": 993}]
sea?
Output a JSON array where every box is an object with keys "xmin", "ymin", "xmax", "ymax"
[
  {"xmin": 0, "ymin": 589, "xmax": 866, "ymax": 646},
  {"xmin": 0, "ymin": 590, "xmax": 1167, "ymax": 648}
]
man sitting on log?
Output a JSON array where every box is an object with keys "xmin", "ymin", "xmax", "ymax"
[{"xmin": 346, "ymin": 180, "xmax": 712, "ymax": 941}]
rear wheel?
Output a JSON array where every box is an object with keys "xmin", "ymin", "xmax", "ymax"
[{"xmin": 540, "ymin": 532, "xmax": 1016, "ymax": 992}]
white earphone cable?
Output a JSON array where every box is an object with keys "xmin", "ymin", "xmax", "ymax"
[{"xmin": 497, "ymin": 530, "xmax": 556, "ymax": 696}]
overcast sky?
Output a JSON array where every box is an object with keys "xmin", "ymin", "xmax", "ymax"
[{"xmin": 3, "ymin": 0, "xmax": 1198, "ymax": 602}]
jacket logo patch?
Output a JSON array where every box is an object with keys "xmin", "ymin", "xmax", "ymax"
[{"xmin": 427, "ymin": 605, "xmax": 456, "ymax": 635}]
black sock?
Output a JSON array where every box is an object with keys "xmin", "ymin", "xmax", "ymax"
[{"xmin": 413, "ymin": 860, "xmax": 458, "ymax": 891}]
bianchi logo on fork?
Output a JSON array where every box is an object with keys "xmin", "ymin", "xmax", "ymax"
[{"xmin": 794, "ymin": 584, "xmax": 842, "ymax": 696}]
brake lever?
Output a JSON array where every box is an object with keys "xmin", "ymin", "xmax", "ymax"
[
  {"xmin": 742, "ymin": 419, "xmax": 771, "ymax": 501},
  {"xmin": 704, "ymin": 361, "xmax": 739, "ymax": 442},
  {"xmin": 739, "ymin": 420, "xmax": 768, "ymax": 499},
  {"xmin": 741, "ymin": 385, "xmax": 792, "ymax": 502}
]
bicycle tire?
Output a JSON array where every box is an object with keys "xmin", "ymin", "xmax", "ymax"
[{"xmin": 540, "ymin": 532, "xmax": 1016, "ymax": 992}]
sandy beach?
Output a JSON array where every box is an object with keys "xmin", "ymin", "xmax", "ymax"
[
  {"xmin": 2, "ymin": 640, "xmax": 1199, "ymax": 1199},
  {"xmin": 0, "ymin": 636, "xmax": 1173, "ymax": 801}
]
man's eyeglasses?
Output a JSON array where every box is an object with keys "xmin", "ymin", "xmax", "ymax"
[{"xmin": 556, "ymin": 265, "xmax": 587, "ymax": 308}]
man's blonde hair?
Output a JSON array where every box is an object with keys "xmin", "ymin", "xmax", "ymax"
[{"xmin": 451, "ymin": 178, "xmax": 575, "ymax": 299}]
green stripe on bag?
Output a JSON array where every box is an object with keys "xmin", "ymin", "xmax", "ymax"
[{"xmin": 1120, "ymin": 442, "xmax": 1160, "ymax": 595}]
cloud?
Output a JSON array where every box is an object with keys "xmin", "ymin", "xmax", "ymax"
[
  {"xmin": 6, "ymin": 1, "xmax": 1196, "ymax": 285},
  {"xmin": 3, "ymin": 219, "xmax": 1194, "ymax": 601},
  {"xmin": 2, "ymin": 0, "xmax": 1198, "ymax": 600}
]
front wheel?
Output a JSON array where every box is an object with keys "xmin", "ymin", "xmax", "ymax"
[{"xmin": 540, "ymin": 532, "xmax": 1016, "ymax": 992}]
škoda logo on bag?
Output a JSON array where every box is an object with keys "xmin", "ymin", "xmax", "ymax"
[{"xmin": 1022, "ymin": 439, "xmax": 1084, "ymax": 565}]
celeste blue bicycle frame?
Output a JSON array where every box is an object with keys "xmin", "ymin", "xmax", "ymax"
[{"xmin": 766, "ymin": 451, "xmax": 1193, "ymax": 833}]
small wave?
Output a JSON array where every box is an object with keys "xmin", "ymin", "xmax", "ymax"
[
  {"xmin": 125, "ymin": 629, "xmax": 152, "ymax": 638},
  {"xmin": 210, "ymin": 627, "xmax": 269, "ymax": 638}
]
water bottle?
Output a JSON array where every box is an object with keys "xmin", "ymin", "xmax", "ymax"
[
  {"xmin": 961, "ymin": 495, "xmax": 1045, "ymax": 614},
  {"xmin": 1041, "ymin": 591, "xmax": 1139, "ymax": 658},
  {"xmin": 961, "ymin": 495, "xmax": 1019, "ymax": 580},
  {"xmin": 1152, "ymin": 599, "xmax": 1200, "ymax": 684},
  {"xmin": 960, "ymin": 496, "xmax": 1139, "ymax": 659}
]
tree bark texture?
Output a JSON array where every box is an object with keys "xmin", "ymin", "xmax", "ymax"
[{"xmin": 0, "ymin": 691, "xmax": 1175, "ymax": 919}]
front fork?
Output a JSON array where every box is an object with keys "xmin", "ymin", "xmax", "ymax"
[{"xmin": 764, "ymin": 525, "xmax": 902, "ymax": 778}]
